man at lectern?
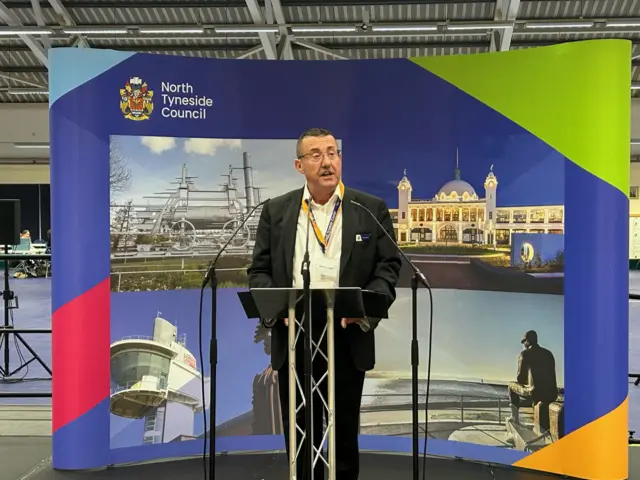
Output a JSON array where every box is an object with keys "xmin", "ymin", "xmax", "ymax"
[{"xmin": 247, "ymin": 128, "xmax": 401, "ymax": 479}]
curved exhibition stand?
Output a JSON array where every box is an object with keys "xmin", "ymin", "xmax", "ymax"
[{"xmin": 49, "ymin": 40, "xmax": 629, "ymax": 480}]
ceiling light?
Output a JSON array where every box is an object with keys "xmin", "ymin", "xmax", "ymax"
[
  {"xmin": 63, "ymin": 28, "xmax": 129, "ymax": 35},
  {"xmin": 139, "ymin": 28, "xmax": 205, "ymax": 34},
  {"xmin": 215, "ymin": 26, "xmax": 278, "ymax": 34},
  {"xmin": 525, "ymin": 21, "xmax": 594, "ymax": 29},
  {"xmin": 371, "ymin": 25, "xmax": 438, "ymax": 32},
  {"xmin": 7, "ymin": 89, "xmax": 48, "ymax": 96},
  {"xmin": 0, "ymin": 28, "xmax": 52, "ymax": 35},
  {"xmin": 14, "ymin": 143, "xmax": 50, "ymax": 149},
  {"xmin": 607, "ymin": 20, "xmax": 640, "ymax": 27},
  {"xmin": 447, "ymin": 22, "xmax": 512, "ymax": 30},
  {"xmin": 291, "ymin": 26, "xmax": 357, "ymax": 33}
]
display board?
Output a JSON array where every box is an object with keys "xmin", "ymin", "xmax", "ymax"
[{"xmin": 49, "ymin": 40, "xmax": 630, "ymax": 480}]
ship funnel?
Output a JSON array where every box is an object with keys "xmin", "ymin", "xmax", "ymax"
[{"xmin": 153, "ymin": 316, "xmax": 177, "ymax": 345}]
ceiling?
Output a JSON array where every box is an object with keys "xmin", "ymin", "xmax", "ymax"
[{"xmin": 1, "ymin": 0, "xmax": 640, "ymax": 103}]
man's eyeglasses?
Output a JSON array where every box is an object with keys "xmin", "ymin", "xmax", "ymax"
[{"xmin": 299, "ymin": 150, "xmax": 341, "ymax": 163}]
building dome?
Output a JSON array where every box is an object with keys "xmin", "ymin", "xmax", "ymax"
[{"xmin": 437, "ymin": 179, "xmax": 476, "ymax": 197}]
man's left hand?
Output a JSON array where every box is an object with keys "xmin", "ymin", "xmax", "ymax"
[{"xmin": 341, "ymin": 317, "xmax": 364, "ymax": 329}]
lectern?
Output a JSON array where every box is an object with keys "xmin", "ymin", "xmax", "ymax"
[{"xmin": 238, "ymin": 287, "xmax": 389, "ymax": 480}]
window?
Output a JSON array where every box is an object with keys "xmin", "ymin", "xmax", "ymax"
[
  {"xmin": 530, "ymin": 209, "xmax": 545, "ymax": 223},
  {"xmin": 411, "ymin": 209, "xmax": 417, "ymax": 221},
  {"xmin": 144, "ymin": 415, "xmax": 156, "ymax": 432},
  {"xmin": 489, "ymin": 212, "xmax": 493, "ymax": 220},
  {"xmin": 632, "ymin": 186, "xmax": 639, "ymax": 199},
  {"xmin": 496, "ymin": 211, "xmax": 510, "ymax": 224},
  {"xmin": 401, "ymin": 212, "xmax": 406, "ymax": 220},
  {"xmin": 548, "ymin": 209, "xmax": 563, "ymax": 224},
  {"xmin": 426, "ymin": 209, "xmax": 433, "ymax": 221},
  {"xmin": 418, "ymin": 209, "xmax": 425, "ymax": 222},
  {"xmin": 512, "ymin": 210, "xmax": 527, "ymax": 223},
  {"xmin": 495, "ymin": 229, "xmax": 510, "ymax": 245}
]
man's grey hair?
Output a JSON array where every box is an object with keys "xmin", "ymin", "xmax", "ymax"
[{"xmin": 296, "ymin": 128, "xmax": 335, "ymax": 158}]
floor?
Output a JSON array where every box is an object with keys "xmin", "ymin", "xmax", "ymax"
[{"xmin": 13, "ymin": 449, "xmax": 640, "ymax": 480}]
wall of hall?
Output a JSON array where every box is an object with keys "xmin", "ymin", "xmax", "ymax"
[{"xmin": 0, "ymin": 103, "xmax": 49, "ymax": 184}]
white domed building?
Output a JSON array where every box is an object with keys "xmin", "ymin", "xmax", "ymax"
[{"xmin": 391, "ymin": 150, "xmax": 564, "ymax": 246}]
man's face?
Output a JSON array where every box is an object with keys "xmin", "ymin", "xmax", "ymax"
[
  {"xmin": 294, "ymin": 135, "xmax": 342, "ymax": 191},
  {"xmin": 523, "ymin": 339, "xmax": 531, "ymax": 349}
]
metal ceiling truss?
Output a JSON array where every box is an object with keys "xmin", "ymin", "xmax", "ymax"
[
  {"xmin": 0, "ymin": 0, "xmax": 47, "ymax": 66},
  {"xmin": 46, "ymin": 0, "xmax": 89, "ymax": 47},
  {"xmin": 2, "ymin": 4, "xmax": 640, "ymax": 97},
  {"xmin": 489, "ymin": 0, "xmax": 520, "ymax": 52},
  {"xmin": 3, "ymin": 18, "xmax": 640, "ymax": 39}
]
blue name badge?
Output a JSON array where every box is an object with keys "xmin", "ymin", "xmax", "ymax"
[{"xmin": 356, "ymin": 233, "xmax": 371, "ymax": 242}]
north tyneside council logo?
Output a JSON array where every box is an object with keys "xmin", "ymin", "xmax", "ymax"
[{"xmin": 120, "ymin": 77, "xmax": 154, "ymax": 121}]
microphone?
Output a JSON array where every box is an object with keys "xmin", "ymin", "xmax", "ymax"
[
  {"xmin": 350, "ymin": 199, "xmax": 430, "ymax": 288},
  {"xmin": 351, "ymin": 198, "xmax": 433, "ymax": 480},
  {"xmin": 199, "ymin": 198, "xmax": 268, "ymax": 480},
  {"xmin": 301, "ymin": 196, "xmax": 314, "ymax": 480},
  {"xmin": 302, "ymin": 196, "xmax": 313, "ymax": 275},
  {"xmin": 202, "ymin": 199, "xmax": 269, "ymax": 288}
]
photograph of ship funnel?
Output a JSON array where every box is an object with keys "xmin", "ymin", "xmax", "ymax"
[{"xmin": 109, "ymin": 136, "xmax": 310, "ymax": 292}]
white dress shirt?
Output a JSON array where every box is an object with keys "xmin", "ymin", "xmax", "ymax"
[
  {"xmin": 292, "ymin": 183, "xmax": 342, "ymax": 290},
  {"xmin": 292, "ymin": 183, "xmax": 370, "ymax": 331}
]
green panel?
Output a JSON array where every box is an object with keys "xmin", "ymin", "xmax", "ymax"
[{"xmin": 411, "ymin": 40, "xmax": 630, "ymax": 195}]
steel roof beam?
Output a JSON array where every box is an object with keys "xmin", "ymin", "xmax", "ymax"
[
  {"xmin": 244, "ymin": 0, "xmax": 278, "ymax": 59},
  {"xmin": 47, "ymin": 0, "xmax": 89, "ymax": 47},
  {"xmin": 2, "ymin": 0, "xmax": 496, "ymax": 7},
  {"xmin": 0, "ymin": 0, "xmax": 47, "ymax": 66},
  {"xmin": 267, "ymin": 0, "xmax": 293, "ymax": 60},
  {"xmin": 3, "ymin": 38, "xmax": 640, "ymax": 57},
  {"xmin": 292, "ymin": 39, "xmax": 350, "ymax": 59},
  {"xmin": 0, "ymin": 71, "xmax": 45, "ymax": 88},
  {"xmin": 236, "ymin": 44, "xmax": 265, "ymax": 58},
  {"xmin": 29, "ymin": 0, "xmax": 49, "ymax": 49},
  {"xmin": 489, "ymin": 0, "xmax": 520, "ymax": 52}
]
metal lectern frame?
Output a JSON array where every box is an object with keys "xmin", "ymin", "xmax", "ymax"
[
  {"xmin": 286, "ymin": 288, "xmax": 336, "ymax": 480},
  {"xmin": 240, "ymin": 287, "xmax": 387, "ymax": 480}
]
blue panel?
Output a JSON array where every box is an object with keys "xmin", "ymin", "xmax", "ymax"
[
  {"xmin": 564, "ymin": 159, "xmax": 629, "ymax": 433},
  {"xmin": 52, "ymin": 398, "xmax": 110, "ymax": 469},
  {"xmin": 108, "ymin": 435, "xmax": 527, "ymax": 466},
  {"xmin": 52, "ymin": 54, "xmax": 563, "ymax": 211},
  {"xmin": 49, "ymin": 48, "xmax": 135, "ymax": 106},
  {"xmin": 50, "ymin": 104, "xmax": 110, "ymax": 312},
  {"xmin": 49, "ymin": 49, "xmax": 625, "ymax": 472}
]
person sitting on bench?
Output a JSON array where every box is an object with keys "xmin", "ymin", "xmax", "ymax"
[{"xmin": 507, "ymin": 330, "xmax": 558, "ymax": 426}]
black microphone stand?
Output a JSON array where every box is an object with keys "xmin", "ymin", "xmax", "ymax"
[
  {"xmin": 350, "ymin": 200, "xmax": 430, "ymax": 480},
  {"xmin": 407, "ymin": 265, "xmax": 430, "ymax": 480},
  {"xmin": 301, "ymin": 197, "xmax": 314, "ymax": 480},
  {"xmin": 201, "ymin": 200, "xmax": 267, "ymax": 480}
]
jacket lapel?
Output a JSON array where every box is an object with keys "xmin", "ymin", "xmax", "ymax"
[
  {"xmin": 282, "ymin": 188, "xmax": 304, "ymax": 286},
  {"xmin": 340, "ymin": 188, "xmax": 356, "ymax": 277}
]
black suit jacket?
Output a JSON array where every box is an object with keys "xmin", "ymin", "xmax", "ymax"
[{"xmin": 247, "ymin": 186, "xmax": 401, "ymax": 372}]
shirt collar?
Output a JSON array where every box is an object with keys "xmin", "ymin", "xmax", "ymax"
[{"xmin": 303, "ymin": 181, "xmax": 344, "ymax": 207}]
